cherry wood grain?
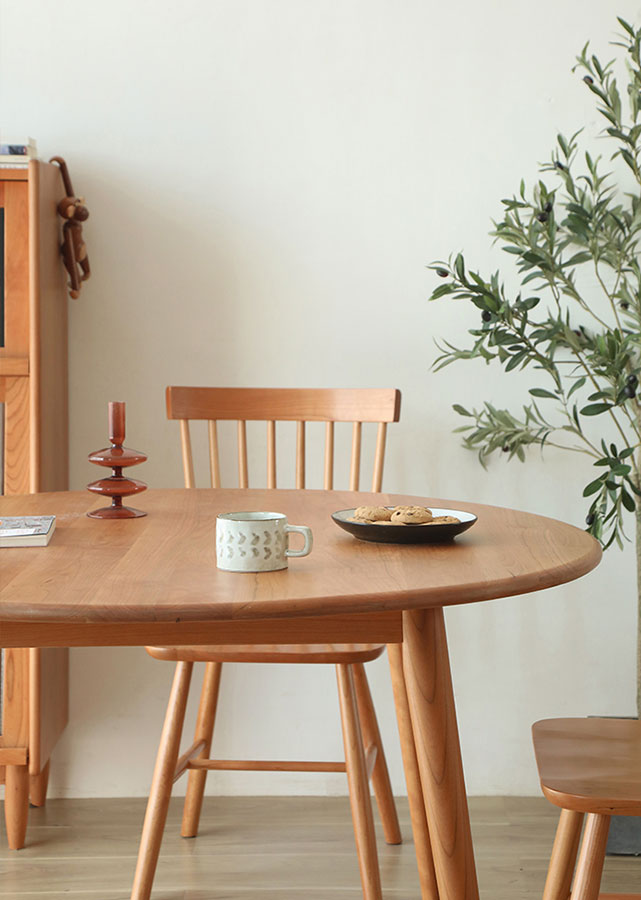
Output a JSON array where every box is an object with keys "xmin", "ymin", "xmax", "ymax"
[
  {"xmin": 172, "ymin": 386, "xmax": 398, "ymax": 495},
  {"xmin": 0, "ymin": 488, "xmax": 601, "ymax": 629},
  {"xmin": 130, "ymin": 661, "xmax": 194, "ymax": 900},
  {"xmin": 403, "ymin": 607, "xmax": 479, "ymax": 900},
  {"xmin": 29, "ymin": 759, "xmax": 50, "ymax": 808},
  {"xmin": 166, "ymin": 386, "xmax": 401, "ymax": 423},
  {"xmin": 0, "ymin": 169, "xmax": 28, "ymax": 181},
  {"xmin": 388, "ymin": 642, "xmax": 439, "ymax": 899},
  {"xmin": 0, "ymin": 612, "xmax": 401, "ymax": 650},
  {"xmin": 4, "ymin": 763, "xmax": 29, "ymax": 849},
  {"xmin": 30, "ymin": 159, "xmax": 70, "ymax": 493},
  {"xmin": 3, "ymin": 376, "xmax": 30, "ymax": 494},
  {"xmin": 336, "ymin": 663, "xmax": 382, "ymax": 900},
  {"xmin": 533, "ymin": 718, "xmax": 641, "ymax": 815},
  {"xmin": 352, "ymin": 662, "xmax": 402, "ymax": 845},
  {"xmin": 571, "ymin": 813, "xmax": 610, "ymax": 900},
  {"xmin": 542, "ymin": 808, "xmax": 584, "ymax": 900},
  {"xmin": 180, "ymin": 661, "xmax": 222, "ymax": 837},
  {"xmin": 146, "ymin": 643, "xmax": 386, "ymax": 664},
  {"xmin": 0, "ymin": 162, "xmax": 70, "ymax": 850},
  {"xmin": 0, "ymin": 487, "xmax": 603, "ymax": 898},
  {"xmin": 0, "ymin": 357, "xmax": 28, "ymax": 376},
  {"xmin": 2, "ymin": 648, "xmax": 30, "ymax": 849},
  {"xmin": 28, "ymin": 646, "xmax": 69, "ymax": 774}
]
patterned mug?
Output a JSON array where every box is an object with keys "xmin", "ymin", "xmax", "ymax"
[{"xmin": 216, "ymin": 511, "xmax": 313, "ymax": 573}]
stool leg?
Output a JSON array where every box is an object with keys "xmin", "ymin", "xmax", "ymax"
[
  {"xmin": 543, "ymin": 808, "xmax": 584, "ymax": 900},
  {"xmin": 571, "ymin": 813, "xmax": 610, "ymax": 900},
  {"xmin": 388, "ymin": 643, "xmax": 440, "ymax": 899},
  {"xmin": 131, "ymin": 661, "xmax": 194, "ymax": 900},
  {"xmin": 4, "ymin": 764, "xmax": 29, "ymax": 850},
  {"xmin": 181, "ymin": 661, "xmax": 223, "ymax": 837},
  {"xmin": 352, "ymin": 661, "xmax": 402, "ymax": 845},
  {"xmin": 30, "ymin": 759, "xmax": 51, "ymax": 808},
  {"xmin": 336, "ymin": 663, "xmax": 382, "ymax": 900}
]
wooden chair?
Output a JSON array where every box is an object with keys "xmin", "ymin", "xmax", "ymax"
[
  {"xmin": 533, "ymin": 717, "xmax": 641, "ymax": 900},
  {"xmin": 131, "ymin": 387, "xmax": 403, "ymax": 900}
]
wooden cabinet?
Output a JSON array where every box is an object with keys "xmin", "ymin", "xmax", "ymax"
[{"xmin": 0, "ymin": 161, "xmax": 70, "ymax": 849}]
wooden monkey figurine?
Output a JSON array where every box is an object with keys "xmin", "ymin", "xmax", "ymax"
[{"xmin": 50, "ymin": 156, "xmax": 90, "ymax": 299}]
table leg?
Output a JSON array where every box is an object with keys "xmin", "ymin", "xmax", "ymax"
[
  {"xmin": 402, "ymin": 608, "xmax": 479, "ymax": 900},
  {"xmin": 388, "ymin": 642, "xmax": 440, "ymax": 899}
]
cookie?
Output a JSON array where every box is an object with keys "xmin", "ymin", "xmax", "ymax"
[
  {"xmin": 429, "ymin": 515, "xmax": 461, "ymax": 525},
  {"xmin": 353, "ymin": 506, "xmax": 393, "ymax": 522},
  {"xmin": 390, "ymin": 506, "xmax": 433, "ymax": 525}
]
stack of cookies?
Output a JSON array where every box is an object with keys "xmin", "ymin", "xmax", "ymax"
[{"xmin": 352, "ymin": 506, "xmax": 460, "ymax": 526}]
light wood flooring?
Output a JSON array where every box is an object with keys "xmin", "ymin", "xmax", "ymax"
[{"xmin": 0, "ymin": 796, "xmax": 640, "ymax": 898}]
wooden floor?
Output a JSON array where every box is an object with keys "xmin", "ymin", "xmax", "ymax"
[{"xmin": 0, "ymin": 796, "xmax": 640, "ymax": 898}]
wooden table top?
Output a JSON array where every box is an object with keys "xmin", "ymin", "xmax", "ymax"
[{"xmin": 0, "ymin": 488, "xmax": 601, "ymax": 626}]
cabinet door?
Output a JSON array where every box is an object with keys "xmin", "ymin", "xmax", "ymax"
[{"xmin": 0, "ymin": 176, "xmax": 30, "ymax": 495}]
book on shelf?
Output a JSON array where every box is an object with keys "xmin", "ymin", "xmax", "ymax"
[
  {"xmin": 0, "ymin": 137, "xmax": 37, "ymax": 166},
  {"xmin": 0, "ymin": 515, "xmax": 56, "ymax": 547}
]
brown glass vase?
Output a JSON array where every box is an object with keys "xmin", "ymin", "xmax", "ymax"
[{"xmin": 87, "ymin": 401, "xmax": 147, "ymax": 518}]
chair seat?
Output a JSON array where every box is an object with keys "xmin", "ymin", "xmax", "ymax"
[
  {"xmin": 532, "ymin": 717, "xmax": 641, "ymax": 816},
  {"xmin": 146, "ymin": 643, "xmax": 387, "ymax": 664}
]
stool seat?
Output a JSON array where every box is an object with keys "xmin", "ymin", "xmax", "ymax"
[
  {"xmin": 533, "ymin": 717, "xmax": 641, "ymax": 817},
  {"xmin": 146, "ymin": 643, "xmax": 386, "ymax": 665}
]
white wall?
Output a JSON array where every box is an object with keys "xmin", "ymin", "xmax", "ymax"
[{"xmin": 0, "ymin": 0, "xmax": 639, "ymax": 798}]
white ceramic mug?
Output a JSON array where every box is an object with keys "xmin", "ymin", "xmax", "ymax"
[{"xmin": 216, "ymin": 511, "xmax": 313, "ymax": 573}]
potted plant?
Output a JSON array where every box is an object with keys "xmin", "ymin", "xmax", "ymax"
[{"xmin": 429, "ymin": 16, "xmax": 640, "ymax": 852}]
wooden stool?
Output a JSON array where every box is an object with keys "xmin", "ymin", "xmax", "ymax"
[{"xmin": 533, "ymin": 717, "xmax": 641, "ymax": 900}]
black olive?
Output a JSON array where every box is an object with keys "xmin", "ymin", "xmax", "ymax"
[
  {"xmin": 502, "ymin": 445, "xmax": 510, "ymax": 453},
  {"xmin": 583, "ymin": 75, "xmax": 594, "ymax": 85},
  {"xmin": 537, "ymin": 213, "xmax": 548, "ymax": 223},
  {"xmin": 585, "ymin": 513, "xmax": 595, "ymax": 525},
  {"xmin": 544, "ymin": 201, "xmax": 553, "ymax": 213},
  {"xmin": 481, "ymin": 310, "xmax": 492, "ymax": 322},
  {"xmin": 624, "ymin": 383, "xmax": 637, "ymax": 398},
  {"xmin": 621, "ymin": 300, "xmax": 630, "ymax": 309},
  {"xmin": 437, "ymin": 269, "xmax": 449, "ymax": 278},
  {"xmin": 626, "ymin": 373, "xmax": 638, "ymax": 385}
]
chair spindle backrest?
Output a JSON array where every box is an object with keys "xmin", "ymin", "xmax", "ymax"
[{"xmin": 166, "ymin": 387, "xmax": 401, "ymax": 492}]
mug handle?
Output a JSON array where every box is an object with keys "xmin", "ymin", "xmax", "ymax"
[{"xmin": 285, "ymin": 525, "xmax": 313, "ymax": 558}]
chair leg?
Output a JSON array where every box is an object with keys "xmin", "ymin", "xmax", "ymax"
[
  {"xmin": 352, "ymin": 660, "xmax": 402, "ymax": 845},
  {"xmin": 542, "ymin": 808, "xmax": 584, "ymax": 900},
  {"xmin": 29, "ymin": 759, "xmax": 51, "ymax": 808},
  {"xmin": 181, "ymin": 661, "xmax": 223, "ymax": 838},
  {"xmin": 571, "ymin": 813, "xmax": 610, "ymax": 900},
  {"xmin": 131, "ymin": 661, "xmax": 194, "ymax": 900},
  {"xmin": 336, "ymin": 663, "xmax": 382, "ymax": 900},
  {"xmin": 387, "ymin": 643, "xmax": 440, "ymax": 900},
  {"xmin": 4, "ymin": 764, "xmax": 29, "ymax": 850}
]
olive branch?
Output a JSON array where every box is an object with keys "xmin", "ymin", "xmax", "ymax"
[{"xmin": 430, "ymin": 16, "xmax": 641, "ymax": 552}]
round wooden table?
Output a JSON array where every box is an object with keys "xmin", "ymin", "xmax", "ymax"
[{"xmin": 0, "ymin": 488, "xmax": 601, "ymax": 900}]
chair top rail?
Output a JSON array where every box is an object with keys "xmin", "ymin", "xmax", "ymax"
[{"xmin": 167, "ymin": 387, "xmax": 401, "ymax": 424}]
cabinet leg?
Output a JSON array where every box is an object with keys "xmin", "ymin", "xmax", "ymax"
[
  {"xmin": 5, "ymin": 764, "xmax": 29, "ymax": 849},
  {"xmin": 30, "ymin": 759, "xmax": 51, "ymax": 808}
]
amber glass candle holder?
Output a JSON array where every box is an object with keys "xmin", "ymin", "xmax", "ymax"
[{"xmin": 87, "ymin": 401, "xmax": 147, "ymax": 518}]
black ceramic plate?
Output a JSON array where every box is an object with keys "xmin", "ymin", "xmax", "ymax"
[{"xmin": 331, "ymin": 507, "xmax": 477, "ymax": 544}]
